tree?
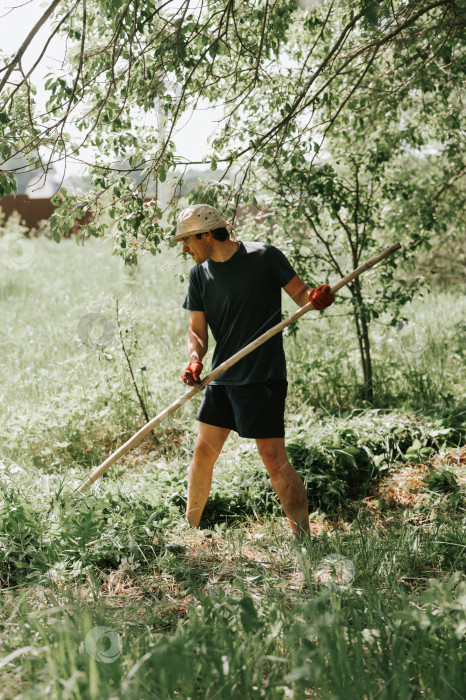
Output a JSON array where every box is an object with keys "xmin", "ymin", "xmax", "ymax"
[
  {"xmin": 0, "ymin": 0, "xmax": 464, "ymax": 261},
  {"xmin": 2, "ymin": 0, "xmax": 464, "ymax": 400},
  {"xmin": 177, "ymin": 13, "xmax": 465, "ymax": 399}
]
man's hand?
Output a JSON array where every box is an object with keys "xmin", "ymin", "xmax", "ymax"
[
  {"xmin": 182, "ymin": 361, "xmax": 203, "ymax": 385},
  {"xmin": 308, "ymin": 284, "xmax": 335, "ymax": 310}
]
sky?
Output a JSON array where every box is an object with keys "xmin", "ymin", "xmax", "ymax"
[{"xmin": 0, "ymin": 0, "xmax": 219, "ymax": 191}]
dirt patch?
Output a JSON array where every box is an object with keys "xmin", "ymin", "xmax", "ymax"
[
  {"xmin": 365, "ymin": 463, "xmax": 430, "ymax": 509},
  {"xmin": 363, "ymin": 445, "xmax": 465, "ymax": 510}
]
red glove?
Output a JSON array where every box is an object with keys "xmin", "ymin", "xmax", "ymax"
[
  {"xmin": 182, "ymin": 361, "xmax": 203, "ymax": 385},
  {"xmin": 308, "ymin": 284, "xmax": 335, "ymax": 310}
]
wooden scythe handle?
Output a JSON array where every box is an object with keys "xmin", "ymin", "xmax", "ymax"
[{"xmin": 76, "ymin": 242, "xmax": 401, "ymax": 493}]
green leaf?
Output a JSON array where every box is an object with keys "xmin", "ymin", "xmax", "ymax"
[{"xmin": 239, "ymin": 596, "xmax": 258, "ymax": 632}]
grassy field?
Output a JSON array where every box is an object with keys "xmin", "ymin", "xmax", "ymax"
[{"xmin": 0, "ymin": 235, "xmax": 465, "ymax": 699}]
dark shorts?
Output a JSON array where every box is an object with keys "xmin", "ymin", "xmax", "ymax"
[{"xmin": 196, "ymin": 380, "xmax": 288, "ymax": 439}]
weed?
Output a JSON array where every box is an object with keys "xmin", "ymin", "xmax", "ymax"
[{"xmin": 424, "ymin": 468, "xmax": 460, "ymax": 494}]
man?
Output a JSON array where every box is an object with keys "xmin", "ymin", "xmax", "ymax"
[{"xmin": 174, "ymin": 203, "xmax": 334, "ymax": 538}]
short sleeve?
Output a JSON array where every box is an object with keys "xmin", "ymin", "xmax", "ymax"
[
  {"xmin": 182, "ymin": 267, "xmax": 204, "ymax": 311},
  {"xmin": 266, "ymin": 245, "xmax": 297, "ymax": 287}
]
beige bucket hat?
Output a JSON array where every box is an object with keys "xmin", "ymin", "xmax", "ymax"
[{"xmin": 172, "ymin": 204, "xmax": 232, "ymax": 242}]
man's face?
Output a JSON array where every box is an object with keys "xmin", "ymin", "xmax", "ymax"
[{"xmin": 181, "ymin": 232, "xmax": 210, "ymax": 264}]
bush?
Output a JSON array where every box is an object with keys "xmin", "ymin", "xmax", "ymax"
[{"xmin": 0, "ymin": 487, "xmax": 170, "ymax": 586}]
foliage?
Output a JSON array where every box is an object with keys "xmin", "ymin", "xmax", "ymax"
[
  {"xmin": 423, "ymin": 468, "xmax": 460, "ymax": 494},
  {"xmin": 0, "ymin": 0, "xmax": 464, "ymax": 257},
  {"xmin": 286, "ymin": 410, "xmax": 462, "ymax": 510},
  {"xmin": 1, "ymin": 236, "xmax": 464, "ymax": 469},
  {"xmin": 0, "ymin": 487, "xmax": 170, "ymax": 587},
  {"xmin": 0, "ymin": 210, "xmax": 28, "ymax": 238},
  {"xmin": 287, "ymin": 573, "xmax": 466, "ymax": 699},
  {"xmin": 0, "ymin": 233, "xmax": 464, "ymax": 693},
  {"xmin": 2, "ymin": 2, "xmax": 464, "ymax": 402},
  {"xmin": 1, "ymin": 509, "xmax": 465, "ymax": 698},
  {"xmin": 1, "ymin": 9, "xmax": 465, "ymax": 692}
]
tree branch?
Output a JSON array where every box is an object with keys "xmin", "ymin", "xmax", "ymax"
[{"xmin": 0, "ymin": 0, "xmax": 64, "ymax": 93}]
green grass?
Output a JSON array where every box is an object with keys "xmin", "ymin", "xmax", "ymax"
[
  {"xmin": 1, "ymin": 237, "xmax": 192, "ymax": 467},
  {"xmin": 1, "ymin": 236, "xmax": 464, "ymax": 468},
  {"xmin": 285, "ymin": 291, "xmax": 466, "ymax": 412},
  {"xmin": 0, "ymin": 499, "xmax": 464, "ymax": 698},
  {"xmin": 0, "ymin": 235, "xmax": 465, "ymax": 698}
]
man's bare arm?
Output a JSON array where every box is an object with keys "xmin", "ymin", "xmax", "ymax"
[
  {"xmin": 188, "ymin": 310, "xmax": 208, "ymax": 362},
  {"xmin": 283, "ymin": 274, "xmax": 311, "ymax": 307}
]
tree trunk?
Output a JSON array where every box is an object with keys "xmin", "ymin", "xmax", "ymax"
[{"xmin": 350, "ymin": 280, "xmax": 374, "ymax": 403}]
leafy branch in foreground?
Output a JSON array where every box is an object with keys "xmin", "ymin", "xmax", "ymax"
[{"xmin": 0, "ymin": 0, "xmax": 464, "ymax": 254}]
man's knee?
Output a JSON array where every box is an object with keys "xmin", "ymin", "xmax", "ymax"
[
  {"xmin": 194, "ymin": 424, "xmax": 230, "ymax": 461},
  {"xmin": 194, "ymin": 436, "xmax": 221, "ymax": 460},
  {"xmin": 256, "ymin": 439, "xmax": 289, "ymax": 477}
]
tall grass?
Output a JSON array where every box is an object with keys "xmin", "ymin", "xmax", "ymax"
[
  {"xmin": 0, "ymin": 236, "xmax": 464, "ymax": 698},
  {"xmin": 1, "ymin": 237, "xmax": 192, "ymax": 467},
  {"xmin": 1, "ymin": 504, "xmax": 464, "ymax": 698},
  {"xmin": 1, "ymin": 237, "xmax": 464, "ymax": 469},
  {"xmin": 284, "ymin": 292, "xmax": 465, "ymax": 412}
]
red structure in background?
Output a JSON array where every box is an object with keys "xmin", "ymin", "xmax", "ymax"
[
  {"xmin": 0, "ymin": 195, "xmax": 93, "ymax": 234},
  {"xmin": 0, "ymin": 195, "xmax": 55, "ymax": 229},
  {"xmin": 0, "ymin": 195, "xmax": 271, "ymax": 235}
]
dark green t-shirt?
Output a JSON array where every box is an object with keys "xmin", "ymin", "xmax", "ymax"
[{"xmin": 182, "ymin": 241, "xmax": 297, "ymax": 385}]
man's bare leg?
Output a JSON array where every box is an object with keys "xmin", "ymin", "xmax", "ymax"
[
  {"xmin": 256, "ymin": 437, "xmax": 310, "ymax": 537},
  {"xmin": 187, "ymin": 422, "xmax": 231, "ymax": 528}
]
